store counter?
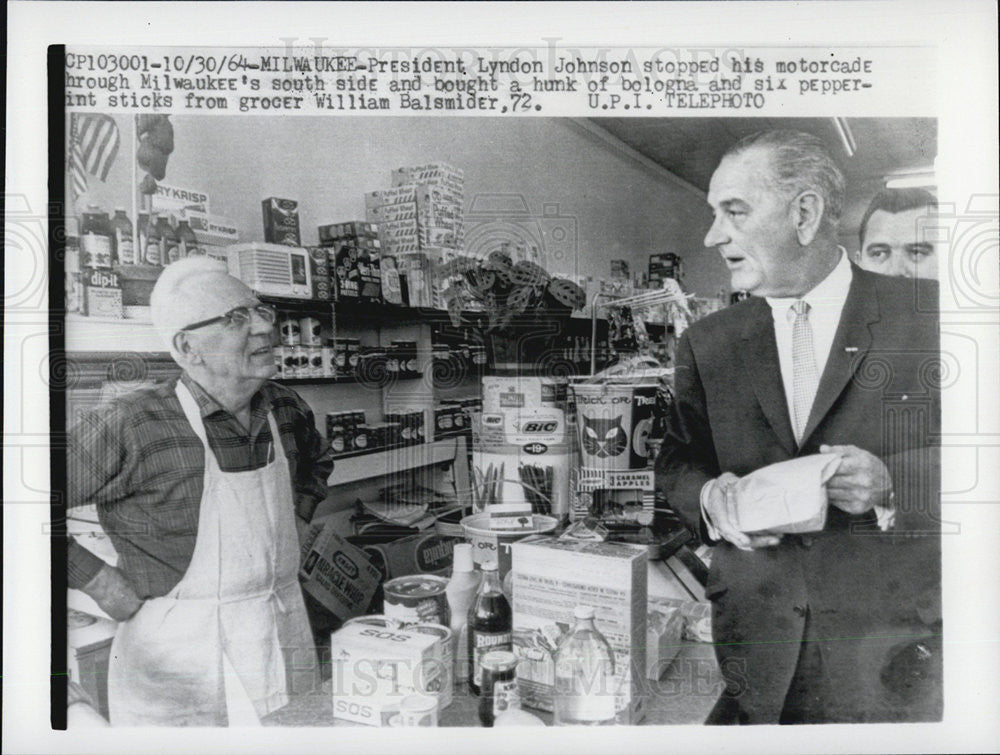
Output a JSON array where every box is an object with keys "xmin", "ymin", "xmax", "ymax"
[{"xmin": 262, "ymin": 642, "xmax": 722, "ymax": 727}]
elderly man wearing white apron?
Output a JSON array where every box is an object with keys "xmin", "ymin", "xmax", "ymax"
[{"xmin": 67, "ymin": 257, "xmax": 328, "ymax": 725}]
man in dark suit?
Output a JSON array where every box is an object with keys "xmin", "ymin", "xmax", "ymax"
[{"xmin": 657, "ymin": 130, "xmax": 941, "ymax": 724}]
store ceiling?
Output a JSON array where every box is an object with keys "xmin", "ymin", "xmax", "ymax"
[{"xmin": 588, "ymin": 117, "xmax": 938, "ymax": 238}]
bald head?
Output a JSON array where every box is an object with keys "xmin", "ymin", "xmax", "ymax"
[{"xmin": 149, "ymin": 256, "xmax": 254, "ymax": 357}]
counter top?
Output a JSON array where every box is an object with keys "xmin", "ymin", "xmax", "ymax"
[{"xmin": 262, "ymin": 642, "xmax": 721, "ymax": 728}]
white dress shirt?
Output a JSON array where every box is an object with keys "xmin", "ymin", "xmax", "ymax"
[{"xmin": 700, "ymin": 250, "xmax": 893, "ymax": 537}]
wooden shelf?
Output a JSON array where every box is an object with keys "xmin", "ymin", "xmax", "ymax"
[
  {"xmin": 327, "ymin": 436, "xmax": 465, "ymax": 487},
  {"xmin": 277, "ymin": 374, "xmax": 422, "ymax": 386}
]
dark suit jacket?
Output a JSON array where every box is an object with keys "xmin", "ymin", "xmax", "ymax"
[{"xmin": 656, "ymin": 265, "xmax": 941, "ymax": 723}]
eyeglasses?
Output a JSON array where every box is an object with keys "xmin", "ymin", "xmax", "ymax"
[{"xmin": 180, "ymin": 304, "xmax": 277, "ymax": 332}]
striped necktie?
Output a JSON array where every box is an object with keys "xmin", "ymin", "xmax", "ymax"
[{"xmin": 791, "ymin": 300, "xmax": 819, "ymax": 442}]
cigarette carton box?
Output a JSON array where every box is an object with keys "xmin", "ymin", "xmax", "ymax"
[
  {"xmin": 330, "ymin": 623, "xmax": 445, "ymax": 726},
  {"xmin": 261, "ymin": 197, "xmax": 301, "ymax": 246},
  {"xmin": 299, "ymin": 519, "xmax": 381, "ymax": 622},
  {"xmin": 510, "ymin": 536, "xmax": 647, "ymax": 723}
]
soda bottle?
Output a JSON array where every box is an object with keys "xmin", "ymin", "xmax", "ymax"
[
  {"xmin": 467, "ymin": 561, "xmax": 511, "ymax": 695},
  {"xmin": 144, "ymin": 212, "xmax": 162, "ymax": 266},
  {"xmin": 80, "ymin": 205, "xmax": 113, "ymax": 268},
  {"xmin": 160, "ymin": 214, "xmax": 181, "ymax": 265},
  {"xmin": 177, "ymin": 215, "xmax": 200, "ymax": 257},
  {"xmin": 553, "ymin": 605, "xmax": 617, "ymax": 726},
  {"xmin": 111, "ymin": 208, "xmax": 135, "ymax": 265}
]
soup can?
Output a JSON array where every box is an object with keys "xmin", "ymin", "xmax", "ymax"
[
  {"xmin": 321, "ymin": 345, "xmax": 336, "ymax": 377},
  {"xmin": 300, "ymin": 316, "xmax": 322, "ymax": 346},
  {"xmin": 383, "ymin": 574, "xmax": 451, "ymax": 627},
  {"xmin": 308, "ymin": 346, "xmax": 324, "ymax": 377},
  {"xmin": 279, "ymin": 315, "xmax": 301, "ymax": 346},
  {"xmin": 408, "ymin": 623, "xmax": 454, "ymax": 709}
]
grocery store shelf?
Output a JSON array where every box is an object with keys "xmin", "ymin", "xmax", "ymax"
[{"xmin": 327, "ymin": 436, "xmax": 463, "ymax": 487}]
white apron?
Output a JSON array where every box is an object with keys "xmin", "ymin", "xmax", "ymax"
[{"xmin": 107, "ymin": 383, "xmax": 318, "ymax": 726}]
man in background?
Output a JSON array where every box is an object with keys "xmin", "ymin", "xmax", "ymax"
[
  {"xmin": 657, "ymin": 130, "xmax": 941, "ymax": 723},
  {"xmin": 854, "ymin": 187, "xmax": 939, "ymax": 280}
]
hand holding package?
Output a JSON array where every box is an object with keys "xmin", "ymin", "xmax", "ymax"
[{"xmin": 732, "ymin": 453, "xmax": 841, "ymax": 534}]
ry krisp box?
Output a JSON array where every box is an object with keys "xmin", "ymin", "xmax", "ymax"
[
  {"xmin": 330, "ymin": 622, "xmax": 446, "ymax": 726},
  {"xmin": 510, "ymin": 536, "xmax": 647, "ymax": 724}
]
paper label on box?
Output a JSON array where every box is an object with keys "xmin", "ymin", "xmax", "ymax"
[{"xmin": 510, "ymin": 538, "xmax": 646, "ymax": 722}]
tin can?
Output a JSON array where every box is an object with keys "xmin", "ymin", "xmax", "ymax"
[
  {"xmin": 383, "ymin": 575, "xmax": 451, "ymax": 627},
  {"xmin": 308, "ymin": 346, "xmax": 324, "ymax": 377},
  {"xmin": 326, "ymin": 412, "xmax": 347, "ymax": 454},
  {"xmin": 346, "ymin": 339, "xmax": 361, "ymax": 371},
  {"xmin": 353, "ymin": 424, "xmax": 370, "ymax": 452},
  {"xmin": 274, "ymin": 345, "xmax": 286, "ymax": 377},
  {"xmin": 300, "ymin": 316, "xmax": 322, "ymax": 346},
  {"xmin": 409, "ymin": 623, "xmax": 454, "ymax": 709},
  {"xmin": 321, "ymin": 345, "xmax": 335, "ymax": 377},
  {"xmin": 479, "ymin": 650, "xmax": 520, "ymax": 727},
  {"xmin": 293, "ymin": 345, "xmax": 309, "ymax": 378},
  {"xmin": 281, "ymin": 346, "xmax": 298, "ymax": 378},
  {"xmin": 334, "ymin": 341, "xmax": 348, "ymax": 372},
  {"xmin": 279, "ymin": 315, "xmax": 301, "ymax": 346},
  {"xmin": 397, "ymin": 694, "xmax": 438, "ymax": 727},
  {"xmin": 342, "ymin": 614, "xmax": 402, "ymax": 629}
]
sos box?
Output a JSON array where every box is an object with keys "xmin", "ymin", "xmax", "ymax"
[
  {"xmin": 510, "ymin": 536, "xmax": 647, "ymax": 724},
  {"xmin": 330, "ymin": 622, "xmax": 446, "ymax": 726}
]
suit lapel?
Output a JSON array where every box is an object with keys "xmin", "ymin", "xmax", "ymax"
[
  {"xmin": 740, "ymin": 299, "xmax": 797, "ymax": 456},
  {"xmin": 799, "ymin": 266, "xmax": 880, "ymax": 446}
]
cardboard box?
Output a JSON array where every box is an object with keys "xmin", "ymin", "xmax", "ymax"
[
  {"xmin": 482, "ymin": 376, "xmax": 568, "ymax": 414},
  {"xmin": 330, "ymin": 244, "xmax": 360, "ymax": 300},
  {"xmin": 80, "ymin": 267, "xmax": 123, "ymax": 318},
  {"xmin": 318, "ymin": 221, "xmax": 379, "ymax": 244},
  {"xmin": 510, "ymin": 537, "xmax": 647, "ymax": 723},
  {"xmin": 355, "ymin": 251, "xmax": 382, "ymax": 302},
  {"xmin": 351, "ymin": 532, "xmax": 456, "ymax": 581},
  {"xmin": 307, "ymin": 247, "xmax": 331, "ymax": 301},
  {"xmin": 330, "ymin": 623, "xmax": 445, "ymax": 726},
  {"xmin": 646, "ymin": 600, "xmax": 684, "ymax": 680},
  {"xmin": 299, "ymin": 519, "xmax": 381, "ymax": 622},
  {"xmin": 261, "ymin": 197, "xmax": 301, "ymax": 246}
]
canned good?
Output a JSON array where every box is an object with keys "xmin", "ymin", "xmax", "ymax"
[
  {"xmin": 383, "ymin": 574, "xmax": 451, "ymax": 627},
  {"xmin": 346, "ymin": 339, "xmax": 361, "ymax": 370},
  {"xmin": 397, "ymin": 694, "xmax": 438, "ymax": 727},
  {"xmin": 342, "ymin": 614, "xmax": 402, "ymax": 629},
  {"xmin": 321, "ymin": 345, "xmax": 335, "ymax": 377},
  {"xmin": 326, "ymin": 412, "xmax": 347, "ymax": 454},
  {"xmin": 279, "ymin": 315, "xmax": 301, "ymax": 346},
  {"xmin": 274, "ymin": 345, "xmax": 286, "ymax": 377},
  {"xmin": 308, "ymin": 346, "xmax": 324, "ymax": 377},
  {"xmin": 293, "ymin": 345, "xmax": 309, "ymax": 378},
  {"xmin": 334, "ymin": 341, "xmax": 348, "ymax": 372},
  {"xmin": 479, "ymin": 650, "xmax": 519, "ymax": 727},
  {"xmin": 409, "ymin": 623, "xmax": 454, "ymax": 709},
  {"xmin": 300, "ymin": 316, "xmax": 322, "ymax": 346},
  {"xmin": 353, "ymin": 424, "xmax": 370, "ymax": 452},
  {"xmin": 281, "ymin": 346, "xmax": 298, "ymax": 378}
]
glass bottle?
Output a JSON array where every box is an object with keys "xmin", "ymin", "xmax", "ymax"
[
  {"xmin": 176, "ymin": 215, "xmax": 200, "ymax": 257},
  {"xmin": 144, "ymin": 212, "xmax": 162, "ymax": 266},
  {"xmin": 553, "ymin": 605, "xmax": 617, "ymax": 726},
  {"xmin": 160, "ymin": 214, "xmax": 181, "ymax": 265},
  {"xmin": 467, "ymin": 561, "xmax": 512, "ymax": 695},
  {"xmin": 111, "ymin": 207, "xmax": 135, "ymax": 265}
]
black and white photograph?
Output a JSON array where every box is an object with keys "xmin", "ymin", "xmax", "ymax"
[{"xmin": 4, "ymin": 2, "xmax": 999, "ymax": 753}]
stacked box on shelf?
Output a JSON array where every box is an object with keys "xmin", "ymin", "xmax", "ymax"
[{"xmin": 317, "ymin": 221, "xmax": 382, "ymax": 302}]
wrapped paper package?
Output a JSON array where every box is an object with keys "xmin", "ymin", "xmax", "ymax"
[{"xmin": 733, "ymin": 453, "xmax": 841, "ymax": 534}]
